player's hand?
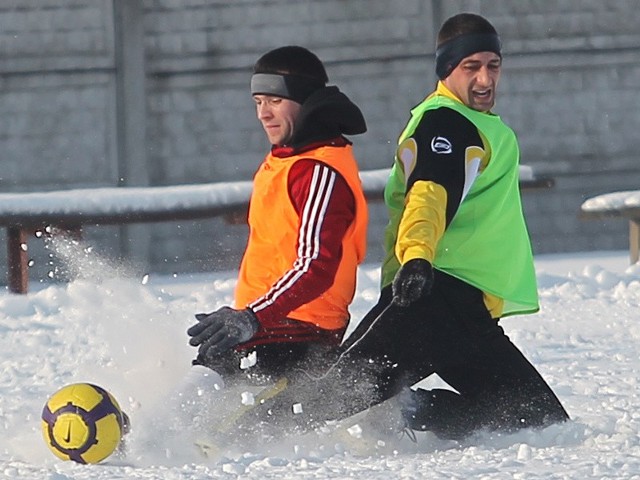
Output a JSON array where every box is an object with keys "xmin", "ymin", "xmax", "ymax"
[
  {"xmin": 392, "ymin": 258, "xmax": 434, "ymax": 306},
  {"xmin": 187, "ymin": 307, "xmax": 259, "ymax": 359}
]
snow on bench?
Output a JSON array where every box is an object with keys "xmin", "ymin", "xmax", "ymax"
[
  {"xmin": 0, "ymin": 167, "xmax": 552, "ymax": 294},
  {"xmin": 580, "ymin": 190, "xmax": 640, "ymax": 265}
]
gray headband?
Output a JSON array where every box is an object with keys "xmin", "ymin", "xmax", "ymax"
[
  {"xmin": 250, "ymin": 73, "xmax": 324, "ymax": 104},
  {"xmin": 435, "ymin": 33, "xmax": 502, "ymax": 80}
]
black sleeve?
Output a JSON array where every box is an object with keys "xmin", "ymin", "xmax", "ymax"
[{"xmin": 407, "ymin": 107, "xmax": 485, "ymax": 226}]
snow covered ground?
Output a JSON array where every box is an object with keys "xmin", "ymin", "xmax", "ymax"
[{"xmin": 0, "ymin": 236, "xmax": 639, "ymax": 479}]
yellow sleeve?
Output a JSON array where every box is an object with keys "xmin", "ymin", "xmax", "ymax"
[{"xmin": 395, "ymin": 180, "xmax": 447, "ymax": 264}]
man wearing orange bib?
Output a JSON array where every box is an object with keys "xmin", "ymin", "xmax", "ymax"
[{"xmin": 187, "ymin": 46, "xmax": 368, "ymax": 384}]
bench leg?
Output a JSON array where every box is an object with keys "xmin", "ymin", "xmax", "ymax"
[
  {"xmin": 630, "ymin": 220, "xmax": 639, "ymax": 265},
  {"xmin": 7, "ymin": 226, "xmax": 28, "ymax": 294}
]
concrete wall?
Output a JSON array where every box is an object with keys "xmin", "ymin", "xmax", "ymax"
[{"xmin": 0, "ymin": 0, "xmax": 638, "ymax": 285}]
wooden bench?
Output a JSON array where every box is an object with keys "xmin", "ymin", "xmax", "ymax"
[
  {"xmin": 0, "ymin": 167, "xmax": 553, "ymax": 294},
  {"xmin": 580, "ymin": 190, "xmax": 640, "ymax": 265},
  {"xmin": 0, "ymin": 181, "xmax": 254, "ymax": 294}
]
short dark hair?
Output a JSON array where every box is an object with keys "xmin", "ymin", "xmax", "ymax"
[
  {"xmin": 253, "ymin": 45, "xmax": 329, "ymax": 84},
  {"xmin": 437, "ymin": 13, "xmax": 499, "ymax": 48},
  {"xmin": 435, "ymin": 13, "xmax": 501, "ymax": 79}
]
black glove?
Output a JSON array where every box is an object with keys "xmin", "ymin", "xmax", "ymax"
[
  {"xmin": 392, "ymin": 258, "xmax": 434, "ymax": 307},
  {"xmin": 187, "ymin": 307, "xmax": 259, "ymax": 360}
]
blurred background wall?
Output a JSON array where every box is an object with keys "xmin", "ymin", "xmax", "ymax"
[{"xmin": 0, "ymin": 0, "xmax": 638, "ymax": 285}]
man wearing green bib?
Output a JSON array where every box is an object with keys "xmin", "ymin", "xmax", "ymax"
[
  {"xmin": 233, "ymin": 13, "xmax": 569, "ymax": 442},
  {"xmin": 335, "ymin": 12, "xmax": 569, "ymax": 439}
]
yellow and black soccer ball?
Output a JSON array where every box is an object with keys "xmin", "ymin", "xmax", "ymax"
[{"xmin": 41, "ymin": 383, "xmax": 126, "ymax": 464}]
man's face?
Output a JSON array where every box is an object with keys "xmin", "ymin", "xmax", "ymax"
[
  {"xmin": 253, "ymin": 94, "xmax": 302, "ymax": 146},
  {"xmin": 442, "ymin": 51, "xmax": 501, "ymax": 112}
]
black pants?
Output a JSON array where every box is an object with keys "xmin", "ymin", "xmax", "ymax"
[
  {"xmin": 198, "ymin": 340, "xmax": 337, "ymax": 387},
  {"xmin": 266, "ymin": 270, "xmax": 569, "ymax": 439}
]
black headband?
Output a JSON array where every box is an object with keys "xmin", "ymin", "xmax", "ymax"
[
  {"xmin": 250, "ymin": 73, "xmax": 324, "ymax": 104},
  {"xmin": 435, "ymin": 33, "xmax": 502, "ymax": 80}
]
